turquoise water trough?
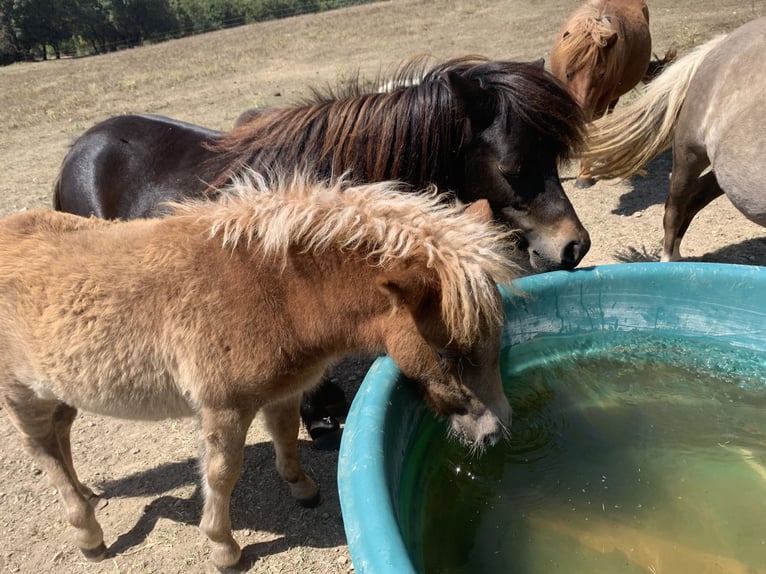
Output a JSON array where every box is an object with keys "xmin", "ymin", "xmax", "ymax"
[{"xmin": 337, "ymin": 262, "xmax": 766, "ymax": 573}]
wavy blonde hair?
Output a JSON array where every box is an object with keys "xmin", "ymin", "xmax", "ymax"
[{"xmin": 170, "ymin": 172, "xmax": 520, "ymax": 345}]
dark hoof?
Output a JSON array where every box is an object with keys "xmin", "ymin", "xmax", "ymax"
[
  {"xmin": 81, "ymin": 542, "xmax": 107, "ymax": 562},
  {"xmin": 298, "ymin": 491, "xmax": 322, "ymax": 509},
  {"xmin": 574, "ymin": 177, "xmax": 596, "ymax": 189},
  {"xmin": 308, "ymin": 417, "xmax": 343, "ymax": 451}
]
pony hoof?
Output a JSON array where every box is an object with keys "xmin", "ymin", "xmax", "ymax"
[
  {"xmin": 210, "ymin": 542, "xmax": 242, "ymax": 570},
  {"xmin": 297, "ymin": 491, "xmax": 322, "ymax": 509},
  {"xmin": 80, "ymin": 542, "xmax": 107, "ymax": 562},
  {"xmin": 574, "ymin": 177, "xmax": 596, "ymax": 189},
  {"xmin": 308, "ymin": 417, "xmax": 343, "ymax": 451}
]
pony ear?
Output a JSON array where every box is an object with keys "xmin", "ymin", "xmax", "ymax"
[
  {"xmin": 446, "ymin": 71, "xmax": 496, "ymax": 135},
  {"xmin": 376, "ymin": 269, "xmax": 428, "ymax": 310},
  {"xmin": 465, "ymin": 199, "xmax": 493, "ymax": 222},
  {"xmin": 530, "ymin": 58, "xmax": 545, "ymax": 69}
]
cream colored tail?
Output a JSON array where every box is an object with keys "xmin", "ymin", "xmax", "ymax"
[{"xmin": 583, "ymin": 34, "xmax": 728, "ymax": 180}]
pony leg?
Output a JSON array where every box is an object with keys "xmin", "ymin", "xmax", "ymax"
[
  {"xmin": 0, "ymin": 385, "xmax": 106, "ymax": 560},
  {"xmin": 672, "ymin": 171, "xmax": 724, "ymax": 257},
  {"xmin": 198, "ymin": 406, "xmax": 255, "ymax": 569},
  {"xmin": 53, "ymin": 403, "xmax": 103, "ymax": 503},
  {"xmin": 663, "ymin": 150, "xmax": 719, "ymax": 261},
  {"xmin": 575, "ymin": 158, "xmax": 597, "ymax": 188},
  {"xmin": 261, "ymin": 395, "xmax": 319, "ymax": 506}
]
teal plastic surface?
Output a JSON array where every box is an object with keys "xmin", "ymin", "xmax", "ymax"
[{"xmin": 337, "ymin": 262, "xmax": 766, "ymax": 574}]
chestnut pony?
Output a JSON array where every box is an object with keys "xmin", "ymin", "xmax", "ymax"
[
  {"xmin": 0, "ymin": 175, "xmax": 518, "ymax": 568},
  {"xmin": 551, "ymin": 0, "xmax": 673, "ymax": 187},
  {"xmin": 584, "ymin": 18, "xmax": 766, "ymax": 261}
]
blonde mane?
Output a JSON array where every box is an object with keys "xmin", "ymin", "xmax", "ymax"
[
  {"xmin": 583, "ymin": 34, "xmax": 727, "ymax": 179},
  {"xmin": 170, "ymin": 173, "xmax": 520, "ymax": 345},
  {"xmin": 559, "ymin": 5, "xmax": 622, "ymax": 86}
]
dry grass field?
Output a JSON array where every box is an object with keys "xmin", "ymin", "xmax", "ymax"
[{"xmin": 0, "ymin": 0, "xmax": 764, "ymax": 573}]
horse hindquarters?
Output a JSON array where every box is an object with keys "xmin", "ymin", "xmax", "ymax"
[{"xmin": 54, "ymin": 114, "xmax": 221, "ymax": 219}]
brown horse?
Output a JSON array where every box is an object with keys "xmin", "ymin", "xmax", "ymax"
[
  {"xmin": 0, "ymin": 175, "xmax": 517, "ymax": 568},
  {"xmin": 550, "ymin": 0, "xmax": 665, "ymax": 187}
]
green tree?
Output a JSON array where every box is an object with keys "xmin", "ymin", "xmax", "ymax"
[
  {"xmin": 110, "ymin": 0, "xmax": 178, "ymax": 47},
  {"xmin": 69, "ymin": 0, "xmax": 118, "ymax": 53},
  {"xmin": 12, "ymin": 0, "xmax": 74, "ymax": 58},
  {"xmin": 0, "ymin": 1, "xmax": 19, "ymax": 64}
]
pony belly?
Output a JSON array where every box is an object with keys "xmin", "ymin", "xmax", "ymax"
[{"xmin": 21, "ymin": 370, "xmax": 198, "ymax": 421}]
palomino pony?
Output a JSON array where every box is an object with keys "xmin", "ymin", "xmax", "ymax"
[
  {"xmin": 584, "ymin": 18, "xmax": 766, "ymax": 261},
  {"xmin": 54, "ymin": 56, "xmax": 590, "ymax": 273},
  {"xmin": 550, "ymin": 0, "xmax": 673, "ymax": 187},
  {"xmin": 0, "ymin": 175, "xmax": 518, "ymax": 568}
]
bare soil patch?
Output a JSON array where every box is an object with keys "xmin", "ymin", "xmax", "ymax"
[{"xmin": 0, "ymin": 1, "xmax": 764, "ymax": 573}]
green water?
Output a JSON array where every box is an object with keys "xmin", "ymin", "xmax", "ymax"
[{"xmin": 399, "ymin": 332, "xmax": 766, "ymax": 573}]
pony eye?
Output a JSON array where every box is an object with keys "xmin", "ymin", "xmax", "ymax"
[
  {"xmin": 436, "ymin": 348, "xmax": 463, "ymax": 367},
  {"xmin": 498, "ymin": 164, "xmax": 522, "ymax": 179}
]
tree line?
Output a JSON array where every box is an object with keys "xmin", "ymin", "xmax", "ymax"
[{"xmin": 0, "ymin": 0, "xmax": 377, "ymax": 65}]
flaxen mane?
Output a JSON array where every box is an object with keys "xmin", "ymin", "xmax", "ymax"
[
  {"xmin": 170, "ymin": 174, "xmax": 520, "ymax": 345},
  {"xmin": 206, "ymin": 55, "xmax": 584, "ymax": 189},
  {"xmin": 583, "ymin": 35, "xmax": 726, "ymax": 179},
  {"xmin": 558, "ymin": 5, "xmax": 622, "ymax": 85}
]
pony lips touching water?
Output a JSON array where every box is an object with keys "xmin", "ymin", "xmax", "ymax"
[
  {"xmin": 0, "ymin": 175, "xmax": 518, "ymax": 568},
  {"xmin": 550, "ymin": 0, "xmax": 674, "ymax": 188},
  {"xmin": 583, "ymin": 18, "xmax": 766, "ymax": 261},
  {"xmin": 53, "ymin": 55, "xmax": 590, "ymax": 273}
]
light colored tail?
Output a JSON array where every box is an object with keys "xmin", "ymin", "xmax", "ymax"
[{"xmin": 583, "ymin": 34, "xmax": 728, "ymax": 180}]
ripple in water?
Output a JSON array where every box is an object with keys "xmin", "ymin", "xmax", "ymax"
[{"xmin": 399, "ymin": 333, "xmax": 766, "ymax": 574}]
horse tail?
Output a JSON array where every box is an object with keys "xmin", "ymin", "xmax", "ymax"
[{"xmin": 583, "ymin": 34, "xmax": 728, "ymax": 180}]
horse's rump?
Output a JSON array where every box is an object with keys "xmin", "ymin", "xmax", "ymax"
[{"xmin": 53, "ymin": 114, "xmax": 223, "ymax": 218}]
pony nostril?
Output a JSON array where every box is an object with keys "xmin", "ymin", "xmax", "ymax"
[
  {"xmin": 483, "ymin": 432, "xmax": 500, "ymax": 448},
  {"xmin": 561, "ymin": 237, "xmax": 591, "ymax": 268}
]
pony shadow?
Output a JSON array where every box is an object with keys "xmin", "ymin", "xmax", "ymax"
[
  {"xmin": 98, "ymin": 441, "xmax": 344, "ymax": 561},
  {"xmin": 611, "ymin": 149, "xmax": 671, "ymax": 216},
  {"xmin": 613, "ymin": 237, "xmax": 766, "ymax": 266}
]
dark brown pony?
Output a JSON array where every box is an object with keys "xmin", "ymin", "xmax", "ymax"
[
  {"xmin": 54, "ymin": 55, "xmax": 590, "ymax": 272},
  {"xmin": 550, "ymin": 0, "xmax": 673, "ymax": 187},
  {"xmin": 0, "ymin": 175, "xmax": 518, "ymax": 568}
]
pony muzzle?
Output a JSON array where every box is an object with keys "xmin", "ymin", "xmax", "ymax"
[{"xmin": 450, "ymin": 398, "xmax": 511, "ymax": 449}]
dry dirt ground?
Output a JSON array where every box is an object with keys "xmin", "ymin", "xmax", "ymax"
[{"xmin": 1, "ymin": 1, "xmax": 765, "ymax": 573}]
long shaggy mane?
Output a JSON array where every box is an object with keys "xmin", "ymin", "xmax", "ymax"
[
  {"xmin": 205, "ymin": 55, "xmax": 584, "ymax": 188},
  {"xmin": 170, "ymin": 172, "xmax": 520, "ymax": 345}
]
